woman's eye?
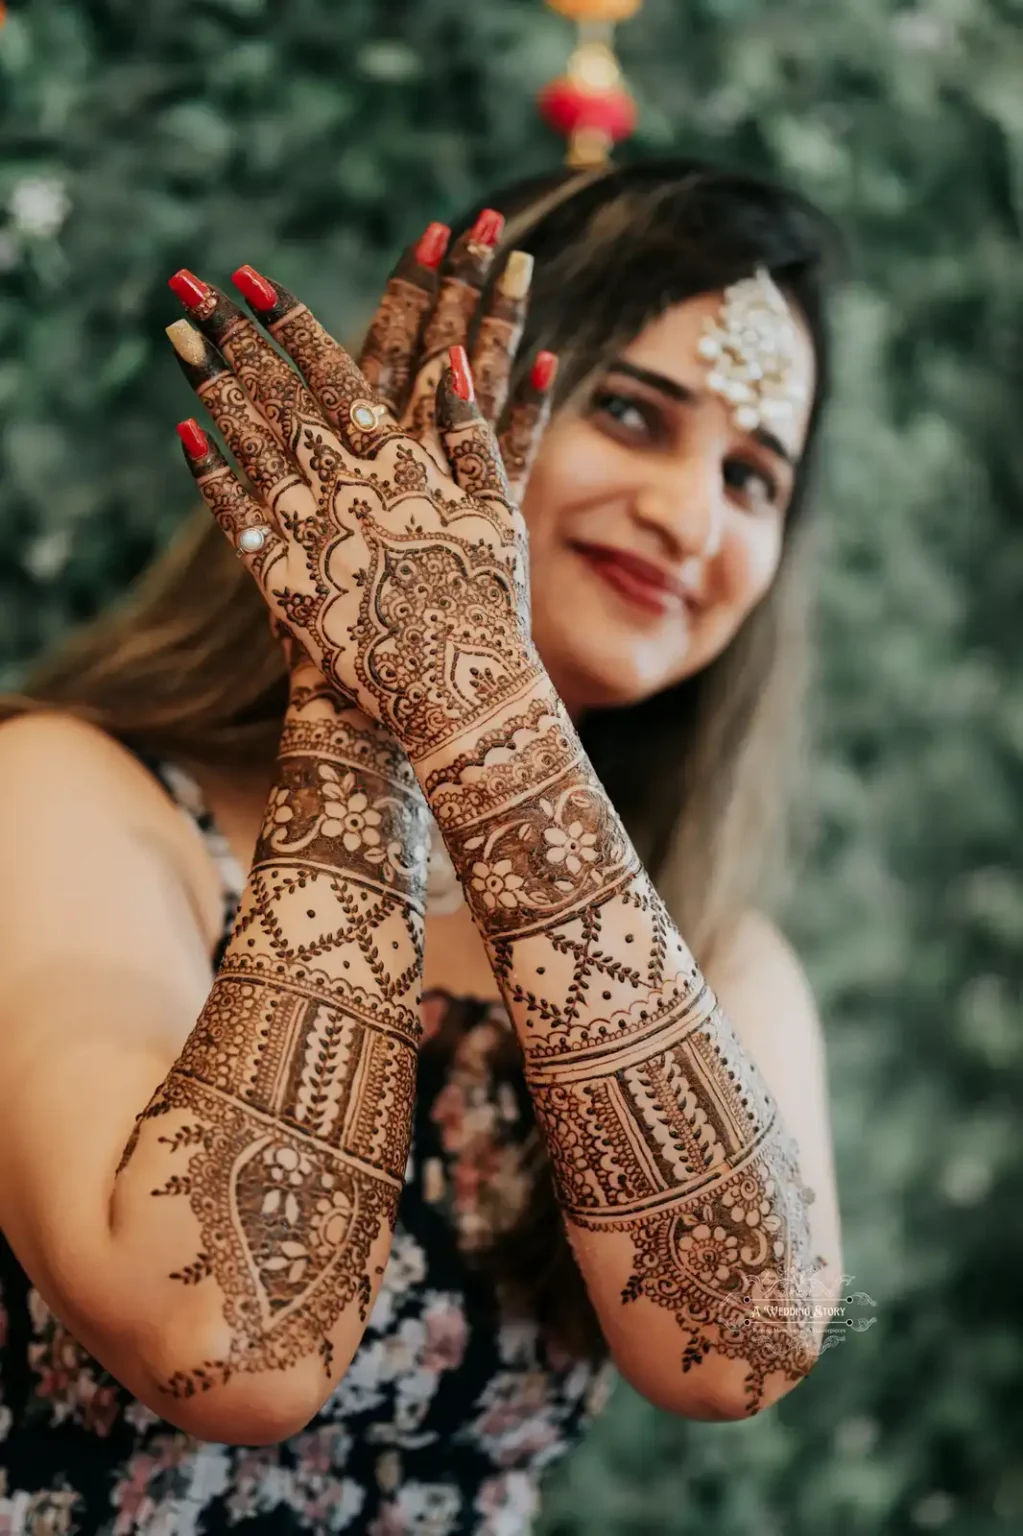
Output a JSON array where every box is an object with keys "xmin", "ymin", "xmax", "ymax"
[
  {"xmin": 724, "ymin": 458, "xmax": 779, "ymax": 509},
  {"xmin": 590, "ymin": 390, "xmax": 658, "ymax": 441}
]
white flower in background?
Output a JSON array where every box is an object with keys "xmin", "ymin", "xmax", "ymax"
[
  {"xmin": 8, "ymin": 175, "xmax": 71, "ymax": 238},
  {"xmin": 892, "ymin": 11, "xmax": 951, "ymax": 52}
]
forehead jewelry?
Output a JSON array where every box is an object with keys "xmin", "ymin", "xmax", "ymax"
[
  {"xmin": 349, "ymin": 398, "xmax": 388, "ymax": 433},
  {"xmin": 698, "ymin": 268, "xmax": 808, "ymax": 434}
]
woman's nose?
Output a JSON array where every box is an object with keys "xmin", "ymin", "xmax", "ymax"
[{"xmin": 631, "ymin": 460, "xmax": 724, "ymax": 561}]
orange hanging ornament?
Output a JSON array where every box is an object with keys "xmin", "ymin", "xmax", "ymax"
[
  {"xmin": 539, "ymin": 0, "xmax": 643, "ymax": 168},
  {"xmin": 546, "ymin": 0, "xmax": 643, "ymax": 19}
]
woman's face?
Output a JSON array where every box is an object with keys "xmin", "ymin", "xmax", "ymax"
[{"xmin": 522, "ymin": 289, "xmax": 817, "ymax": 716}]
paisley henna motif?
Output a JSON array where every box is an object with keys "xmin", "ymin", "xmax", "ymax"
[{"xmin": 172, "ymin": 279, "xmax": 541, "ymax": 755}]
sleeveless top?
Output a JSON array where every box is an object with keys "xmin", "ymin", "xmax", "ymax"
[{"xmin": 0, "ymin": 752, "xmax": 615, "ymax": 1536}]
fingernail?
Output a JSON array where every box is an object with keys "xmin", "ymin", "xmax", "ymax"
[
  {"xmin": 498, "ymin": 251, "xmax": 534, "ymax": 300},
  {"xmin": 165, "ymin": 319, "xmax": 209, "ymax": 367},
  {"xmin": 449, "ymin": 346, "xmax": 475, "ymax": 403},
  {"xmin": 415, "ymin": 222, "xmax": 451, "ymax": 270},
  {"xmin": 231, "ymin": 264, "xmax": 278, "ymax": 311},
  {"xmin": 169, "ymin": 269, "xmax": 212, "ymax": 310},
  {"xmin": 176, "ymin": 419, "xmax": 209, "ymax": 458},
  {"xmin": 531, "ymin": 351, "xmax": 559, "ymax": 392},
  {"xmin": 470, "ymin": 209, "xmax": 505, "ymax": 248}
]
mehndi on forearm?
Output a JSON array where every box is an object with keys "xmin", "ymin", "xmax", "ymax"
[
  {"xmin": 113, "ymin": 689, "xmax": 428, "ymax": 1398},
  {"xmin": 417, "ymin": 674, "xmax": 823, "ymax": 1413}
]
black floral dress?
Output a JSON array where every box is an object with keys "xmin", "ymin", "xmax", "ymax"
[{"xmin": 0, "ymin": 755, "xmax": 615, "ymax": 1536}]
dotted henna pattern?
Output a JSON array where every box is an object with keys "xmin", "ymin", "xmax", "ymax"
[
  {"xmin": 421, "ymin": 686, "xmax": 824, "ymax": 1412},
  {"xmin": 122, "ymin": 701, "xmax": 429, "ymax": 1396}
]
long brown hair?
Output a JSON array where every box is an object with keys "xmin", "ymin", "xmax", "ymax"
[{"xmin": 0, "ymin": 160, "xmax": 837, "ymax": 1361}]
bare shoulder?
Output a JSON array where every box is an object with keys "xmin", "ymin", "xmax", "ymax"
[
  {"xmin": 0, "ymin": 710, "xmax": 223, "ymax": 954},
  {"xmin": 707, "ymin": 909, "xmax": 823, "ymax": 1058}
]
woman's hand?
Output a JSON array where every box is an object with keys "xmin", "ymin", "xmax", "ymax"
[
  {"xmin": 356, "ymin": 213, "xmax": 557, "ymax": 499},
  {"xmin": 166, "ymin": 265, "xmax": 556, "ymax": 762}
]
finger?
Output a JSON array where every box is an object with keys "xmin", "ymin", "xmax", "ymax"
[
  {"xmin": 402, "ymin": 209, "xmax": 504, "ymax": 457},
  {"xmin": 498, "ymin": 352, "xmax": 559, "ymax": 504},
  {"xmin": 435, "ymin": 346, "xmax": 511, "ymax": 506},
  {"xmin": 169, "ymin": 268, "xmax": 338, "ymax": 469},
  {"xmin": 165, "ymin": 320, "xmax": 314, "ymax": 535},
  {"xmin": 176, "ymin": 418, "xmax": 288, "ymax": 582},
  {"xmin": 469, "ymin": 251, "xmax": 533, "ymax": 427},
  {"xmin": 357, "ymin": 222, "xmax": 450, "ymax": 414},
  {"xmin": 229, "ymin": 263, "xmax": 401, "ymax": 457}
]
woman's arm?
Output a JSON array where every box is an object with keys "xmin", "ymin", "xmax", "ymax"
[
  {"xmin": 415, "ymin": 677, "xmax": 838, "ymax": 1419},
  {"xmin": 162, "ymin": 268, "xmax": 837, "ymax": 1421},
  {"xmin": 0, "ymin": 685, "xmax": 428, "ymax": 1444}
]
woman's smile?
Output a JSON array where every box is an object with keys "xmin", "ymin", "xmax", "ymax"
[{"xmin": 570, "ymin": 539, "xmax": 693, "ymax": 619}]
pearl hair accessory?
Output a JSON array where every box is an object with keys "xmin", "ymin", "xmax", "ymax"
[{"xmin": 698, "ymin": 268, "xmax": 809, "ymax": 435}]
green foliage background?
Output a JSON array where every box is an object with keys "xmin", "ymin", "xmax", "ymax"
[{"xmin": 2, "ymin": 1, "xmax": 1022, "ymax": 1530}]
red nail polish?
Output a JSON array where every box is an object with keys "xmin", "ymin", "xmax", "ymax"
[
  {"xmin": 169, "ymin": 269, "xmax": 212, "ymax": 311},
  {"xmin": 176, "ymin": 419, "xmax": 209, "ymax": 459},
  {"xmin": 449, "ymin": 346, "xmax": 475, "ymax": 403},
  {"xmin": 231, "ymin": 264, "xmax": 278, "ymax": 311},
  {"xmin": 470, "ymin": 209, "xmax": 504, "ymax": 248},
  {"xmin": 531, "ymin": 351, "xmax": 559, "ymax": 392},
  {"xmin": 415, "ymin": 222, "xmax": 451, "ymax": 270}
]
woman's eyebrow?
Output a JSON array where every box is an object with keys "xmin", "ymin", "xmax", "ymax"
[{"xmin": 606, "ymin": 359, "xmax": 797, "ymax": 468}]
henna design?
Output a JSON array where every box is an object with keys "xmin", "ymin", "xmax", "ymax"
[
  {"xmin": 122, "ymin": 703, "xmax": 429, "ymax": 1397},
  {"xmin": 358, "ymin": 246, "xmax": 438, "ymax": 414},
  {"xmin": 272, "ymin": 304, "xmax": 399, "ymax": 457},
  {"xmin": 436, "ymin": 368, "xmax": 512, "ymax": 502},
  {"xmin": 182, "ymin": 438, "xmax": 286, "ymax": 578},
  {"xmin": 499, "ymin": 379, "xmax": 553, "ymax": 503},
  {"xmin": 398, "ymin": 228, "xmax": 502, "ymax": 450},
  {"xmin": 349, "ymin": 535, "xmax": 541, "ymax": 761},
  {"xmin": 174, "ymin": 271, "xmax": 540, "ymax": 756},
  {"xmin": 419, "ymin": 685, "xmax": 823, "ymax": 1411},
  {"xmin": 418, "ymin": 230, "xmax": 496, "ymax": 362},
  {"xmin": 469, "ymin": 252, "xmax": 532, "ymax": 426}
]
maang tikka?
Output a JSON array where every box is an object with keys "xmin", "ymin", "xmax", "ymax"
[{"xmin": 698, "ymin": 268, "xmax": 808, "ymax": 435}]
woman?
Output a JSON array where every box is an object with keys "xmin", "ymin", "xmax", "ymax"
[{"xmin": 0, "ymin": 159, "xmax": 843, "ymax": 1534}]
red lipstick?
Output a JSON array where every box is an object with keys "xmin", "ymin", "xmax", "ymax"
[{"xmin": 572, "ymin": 542, "xmax": 692, "ymax": 618}]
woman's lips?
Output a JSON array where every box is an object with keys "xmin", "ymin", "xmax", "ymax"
[{"xmin": 572, "ymin": 542, "xmax": 690, "ymax": 618}]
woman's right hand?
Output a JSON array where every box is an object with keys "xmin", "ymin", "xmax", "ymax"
[
  {"xmin": 167, "ymin": 266, "xmax": 557, "ymax": 761},
  {"xmin": 271, "ymin": 212, "xmax": 556, "ymax": 699},
  {"xmin": 356, "ymin": 212, "xmax": 557, "ymax": 501}
]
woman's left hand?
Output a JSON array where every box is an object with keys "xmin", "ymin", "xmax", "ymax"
[
  {"xmin": 356, "ymin": 216, "xmax": 556, "ymax": 501},
  {"xmin": 167, "ymin": 269, "xmax": 555, "ymax": 761}
]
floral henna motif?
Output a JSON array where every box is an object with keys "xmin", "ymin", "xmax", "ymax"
[
  {"xmin": 444, "ymin": 764, "xmax": 635, "ymax": 937},
  {"xmin": 419, "ymin": 686, "xmax": 822, "ymax": 1411},
  {"xmin": 122, "ymin": 702, "xmax": 429, "ymax": 1396}
]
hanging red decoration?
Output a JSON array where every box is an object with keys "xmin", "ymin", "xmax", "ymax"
[
  {"xmin": 539, "ymin": 0, "xmax": 644, "ymax": 167},
  {"xmin": 546, "ymin": 0, "xmax": 643, "ymax": 19}
]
